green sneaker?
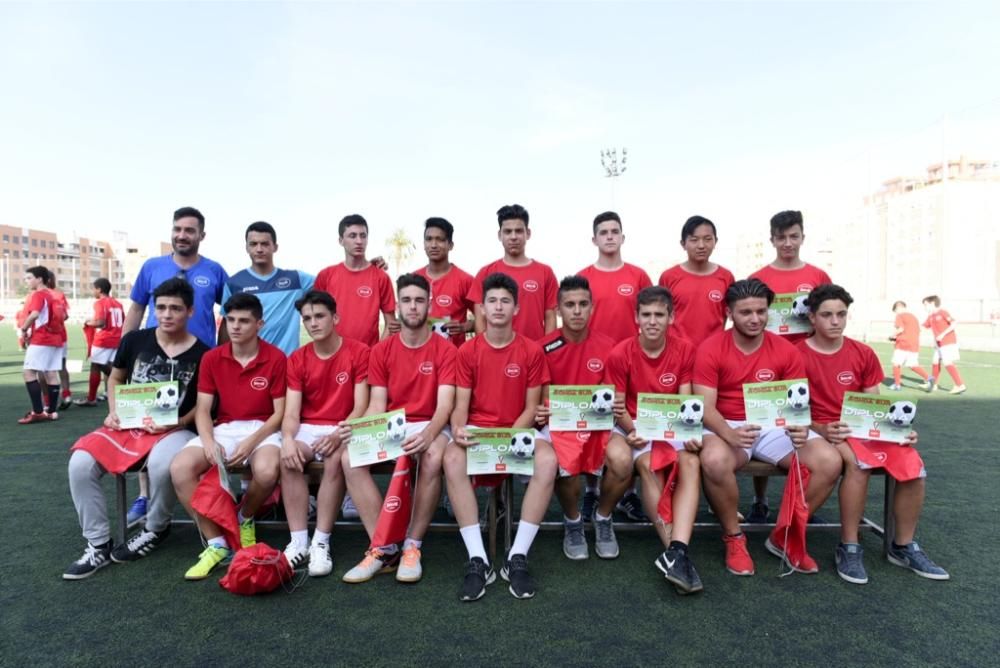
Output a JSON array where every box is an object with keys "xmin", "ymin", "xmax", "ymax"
[
  {"xmin": 240, "ymin": 518, "xmax": 256, "ymax": 548},
  {"xmin": 184, "ymin": 545, "xmax": 232, "ymax": 580}
]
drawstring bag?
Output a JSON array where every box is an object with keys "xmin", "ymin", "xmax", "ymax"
[{"xmin": 219, "ymin": 543, "xmax": 293, "ymax": 595}]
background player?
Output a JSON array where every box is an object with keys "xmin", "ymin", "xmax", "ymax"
[
  {"xmin": 890, "ymin": 300, "xmax": 931, "ymax": 391},
  {"xmin": 414, "ymin": 217, "xmax": 475, "ymax": 347},
  {"xmin": 921, "ymin": 295, "xmax": 966, "ymax": 394},
  {"xmin": 19, "ymin": 266, "xmax": 67, "ymax": 423},
  {"xmin": 75, "ymin": 278, "xmax": 124, "ymax": 407}
]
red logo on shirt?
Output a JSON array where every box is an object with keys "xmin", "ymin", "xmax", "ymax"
[
  {"xmin": 659, "ymin": 373, "xmax": 677, "ymax": 387},
  {"xmin": 419, "ymin": 361, "xmax": 434, "ymax": 375},
  {"xmin": 756, "ymin": 369, "xmax": 775, "ymax": 382},
  {"xmin": 837, "ymin": 371, "xmax": 855, "ymax": 385},
  {"xmin": 708, "ymin": 289, "xmax": 724, "ymax": 302},
  {"xmin": 436, "ymin": 295, "xmax": 453, "ymax": 307},
  {"xmin": 796, "ymin": 284, "xmax": 813, "ymax": 293},
  {"xmin": 523, "ymin": 280, "xmax": 539, "ymax": 293},
  {"xmin": 872, "ymin": 450, "xmax": 887, "ymax": 463},
  {"xmin": 587, "ymin": 358, "xmax": 604, "ymax": 372},
  {"xmin": 576, "ymin": 432, "xmax": 590, "ymax": 443},
  {"xmin": 336, "ymin": 372, "xmax": 349, "ymax": 385},
  {"xmin": 617, "ymin": 284, "xmax": 634, "ymax": 296},
  {"xmin": 250, "ymin": 377, "xmax": 269, "ymax": 391},
  {"xmin": 504, "ymin": 364, "xmax": 522, "ymax": 378},
  {"xmin": 357, "ymin": 286, "xmax": 373, "ymax": 298},
  {"xmin": 384, "ymin": 495, "xmax": 402, "ymax": 512}
]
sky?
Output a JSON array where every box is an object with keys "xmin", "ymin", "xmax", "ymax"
[{"xmin": 2, "ymin": 1, "xmax": 998, "ymax": 277}]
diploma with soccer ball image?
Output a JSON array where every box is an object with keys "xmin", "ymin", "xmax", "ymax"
[
  {"xmin": 765, "ymin": 293, "xmax": 813, "ymax": 335},
  {"xmin": 466, "ymin": 428, "xmax": 535, "ymax": 475},
  {"xmin": 346, "ymin": 409, "xmax": 408, "ymax": 468},
  {"xmin": 635, "ymin": 393, "xmax": 705, "ymax": 442},
  {"xmin": 428, "ymin": 317, "xmax": 451, "ymax": 339},
  {"xmin": 840, "ymin": 392, "xmax": 916, "ymax": 444},
  {"xmin": 742, "ymin": 379, "xmax": 812, "ymax": 428},
  {"xmin": 549, "ymin": 385, "xmax": 615, "ymax": 432},
  {"xmin": 114, "ymin": 381, "xmax": 180, "ymax": 429}
]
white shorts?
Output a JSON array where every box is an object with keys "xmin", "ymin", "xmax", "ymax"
[
  {"xmin": 184, "ymin": 420, "xmax": 282, "ymax": 462},
  {"xmin": 891, "ymin": 349, "xmax": 920, "ymax": 367},
  {"xmin": 24, "ymin": 344, "xmax": 63, "ymax": 372},
  {"xmin": 90, "ymin": 346, "xmax": 117, "ymax": 365},
  {"xmin": 719, "ymin": 420, "xmax": 820, "ymax": 466},
  {"xmin": 611, "ymin": 425, "xmax": 692, "ymax": 462},
  {"xmin": 932, "ymin": 344, "xmax": 960, "ymax": 365}
]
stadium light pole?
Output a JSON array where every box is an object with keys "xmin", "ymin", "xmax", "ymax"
[{"xmin": 600, "ymin": 147, "xmax": 627, "ymax": 207}]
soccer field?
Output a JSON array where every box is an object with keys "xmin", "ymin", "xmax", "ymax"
[{"xmin": 1, "ymin": 327, "xmax": 997, "ymax": 667}]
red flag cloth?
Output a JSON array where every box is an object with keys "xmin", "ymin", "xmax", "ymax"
[
  {"xmin": 370, "ymin": 455, "xmax": 413, "ymax": 548},
  {"xmin": 771, "ymin": 454, "xmax": 812, "ymax": 571},
  {"xmin": 70, "ymin": 427, "xmax": 170, "ymax": 474},
  {"xmin": 650, "ymin": 443, "xmax": 679, "ymax": 524},
  {"xmin": 846, "ymin": 438, "xmax": 926, "ymax": 481},
  {"xmin": 192, "ymin": 466, "xmax": 242, "ymax": 553},
  {"xmin": 219, "ymin": 543, "xmax": 292, "ymax": 595},
  {"xmin": 247, "ymin": 485, "xmax": 282, "ymax": 519},
  {"xmin": 83, "ymin": 324, "xmax": 96, "ymax": 358},
  {"xmin": 549, "ymin": 431, "xmax": 611, "ymax": 476},
  {"xmin": 472, "ymin": 474, "xmax": 505, "ymax": 489}
]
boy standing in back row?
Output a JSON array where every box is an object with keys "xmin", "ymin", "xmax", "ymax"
[
  {"xmin": 921, "ymin": 295, "xmax": 966, "ymax": 394},
  {"xmin": 890, "ymin": 301, "xmax": 931, "ymax": 392}
]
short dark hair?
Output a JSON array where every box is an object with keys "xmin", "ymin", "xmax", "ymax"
[
  {"xmin": 592, "ymin": 211, "xmax": 622, "ymax": 235},
  {"xmin": 482, "ymin": 272, "xmax": 518, "ymax": 304},
  {"xmin": 497, "ymin": 204, "xmax": 529, "ymax": 228},
  {"xmin": 806, "ymin": 284, "xmax": 853, "ymax": 312},
  {"xmin": 636, "ymin": 286, "xmax": 674, "ymax": 314},
  {"xmin": 557, "ymin": 275, "xmax": 591, "ymax": 301},
  {"xmin": 245, "ymin": 221, "xmax": 276, "ymax": 243},
  {"xmin": 681, "ymin": 215, "xmax": 717, "ymax": 242},
  {"xmin": 224, "ymin": 293, "xmax": 264, "ymax": 320},
  {"xmin": 922, "ymin": 295, "xmax": 941, "ymax": 307},
  {"xmin": 153, "ymin": 277, "xmax": 195, "ymax": 308},
  {"xmin": 93, "ymin": 278, "xmax": 112, "ymax": 295},
  {"xmin": 397, "ymin": 272, "xmax": 430, "ymax": 295},
  {"xmin": 295, "ymin": 289, "xmax": 337, "ymax": 314},
  {"xmin": 424, "ymin": 217, "xmax": 454, "ymax": 242},
  {"xmin": 338, "ymin": 214, "xmax": 368, "ymax": 237},
  {"xmin": 173, "ymin": 207, "xmax": 205, "ymax": 229},
  {"xmin": 26, "ymin": 266, "xmax": 49, "ymax": 281},
  {"xmin": 770, "ymin": 210, "xmax": 803, "ymax": 237},
  {"xmin": 892, "ymin": 300, "xmax": 907, "ymax": 310},
  {"xmin": 725, "ymin": 278, "xmax": 775, "ymax": 307}
]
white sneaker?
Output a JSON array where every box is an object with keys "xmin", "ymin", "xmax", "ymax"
[
  {"xmin": 342, "ymin": 547, "xmax": 399, "ymax": 583},
  {"xmin": 308, "ymin": 541, "xmax": 333, "ymax": 577},
  {"xmin": 341, "ymin": 495, "xmax": 360, "ymax": 520},
  {"xmin": 283, "ymin": 541, "xmax": 309, "ymax": 571},
  {"xmin": 396, "ymin": 545, "xmax": 423, "ymax": 583}
]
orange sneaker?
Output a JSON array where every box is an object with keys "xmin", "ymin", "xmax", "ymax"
[{"xmin": 723, "ymin": 533, "xmax": 755, "ymax": 576}]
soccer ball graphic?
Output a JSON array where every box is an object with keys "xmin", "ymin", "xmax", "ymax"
[
  {"xmin": 888, "ymin": 401, "xmax": 916, "ymax": 427},
  {"xmin": 154, "ymin": 385, "xmax": 179, "ymax": 410},
  {"xmin": 509, "ymin": 432, "xmax": 535, "ymax": 459},
  {"xmin": 786, "ymin": 382, "xmax": 810, "ymax": 410},
  {"xmin": 590, "ymin": 389, "xmax": 614, "ymax": 415},
  {"xmin": 430, "ymin": 321, "xmax": 449, "ymax": 338},
  {"xmin": 791, "ymin": 295, "xmax": 810, "ymax": 319},
  {"xmin": 679, "ymin": 399, "xmax": 704, "ymax": 426},
  {"xmin": 386, "ymin": 413, "xmax": 406, "ymax": 441}
]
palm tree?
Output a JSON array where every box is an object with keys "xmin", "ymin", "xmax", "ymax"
[{"xmin": 385, "ymin": 228, "xmax": 416, "ymax": 277}]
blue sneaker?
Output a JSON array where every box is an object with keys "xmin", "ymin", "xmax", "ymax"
[
  {"xmin": 835, "ymin": 542, "xmax": 869, "ymax": 585},
  {"xmin": 615, "ymin": 491, "xmax": 647, "ymax": 522},
  {"xmin": 746, "ymin": 500, "xmax": 769, "ymax": 523},
  {"xmin": 887, "ymin": 542, "xmax": 950, "ymax": 580},
  {"xmin": 126, "ymin": 496, "xmax": 148, "ymax": 525}
]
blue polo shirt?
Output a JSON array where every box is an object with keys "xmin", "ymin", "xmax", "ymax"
[
  {"xmin": 130, "ymin": 255, "xmax": 228, "ymax": 348},
  {"xmin": 221, "ymin": 267, "xmax": 314, "ymax": 355}
]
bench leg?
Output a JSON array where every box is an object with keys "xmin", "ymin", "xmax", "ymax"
[
  {"xmin": 487, "ymin": 487, "xmax": 498, "ymax": 562},
  {"xmin": 115, "ymin": 474, "xmax": 127, "ymax": 546},
  {"xmin": 502, "ymin": 477, "xmax": 513, "ymax": 556},
  {"xmin": 883, "ymin": 475, "xmax": 897, "ymax": 558}
]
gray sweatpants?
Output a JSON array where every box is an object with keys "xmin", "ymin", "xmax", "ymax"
[{"xmin": 68, "ymin": 429, "xmax": 193, "ymax": 544}]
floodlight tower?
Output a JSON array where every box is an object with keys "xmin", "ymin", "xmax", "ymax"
[{"xmin": 600, "ymin": 147, "xmax": 627, "ymax": 207}]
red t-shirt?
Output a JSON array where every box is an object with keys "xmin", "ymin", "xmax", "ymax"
[
  {"xmin": 456, "ymin": 333, "xmax": 550, "ymax": 427},
  {"xmin": 469, "ymin": 259, "xmax": 558, "ymax": 341},
  {"xmin": 92, "ymin": 296, "xmax": 125, "ymax": 348},
  {"xmin": 750, "ymin": 263, "xmax": 832, "ymax": 343},
  {"xmin": 287, "ymin": 337, "xmax": 370, "ymax": 425},
  {"xmin": 797, "ymin": 337, "xmax": 885, "ymax": 424},
  {"xmin": 368, "ymin": 333, "xmax": 457, "ymax": 422},
  {"xmin": 893, "ymin": 313, "xmax": 920, "ymax": 353},
  {"xmin": 539, "ymin": 329, "xmax": 615, "ymax": 385},
  {"xmin": 198, "ymin": 339, "xmax": 287, "ymax": 424},
  {"xmin": 414, "ymin": 264, "xmax": 475, "ymax": 347},
  {"xmin": 658, "ymin": 264, "xmax": 735, "ymax": 344},
  {"xmin": 923, "ymin": 309, "xmax": 957, "ymax": 346},
  {"xmin": 576, "ymin": 263, "xmax": 653, "ymax": 343},
  {"xmin": 25, "ymin": 288, "xmax": 66, "ymax": 347},
  {"xmin": 606, "ymin": 336, "xmax": 697, "ymax": 418},
  {"xmin": 313, "ymin": 263, "xmax": 396, "ymax": 347},
  {"xmin": 694, "ymin": 330, "xmax": 806, "ymax": 421}
]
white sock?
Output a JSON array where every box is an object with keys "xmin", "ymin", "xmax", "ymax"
[
  {"xmin": 291, "ymin": 530, "xmax": 308, "ymax": 549},
  {"xmin": 511, "ymin": 521, "xmax": 540, "ymax": 557},
  {"xmin": 564, "ymin": 514, "xmax": 582, "ymax": 525},
  {"xmin": 240, "ymin": 479, "xmax": 250, "ymax": 492},
  {"xmin": 237, "ymin": 510, "xmax": 248, "ymax": 524},
  {"xmin": 594, "ymin": 510, "xmax": 612, "ymax": 522},
  {"xmin": 208, "ymin": 536, "xmax": 228, "ymax": 549},
  {"xmin": 403, "ymin": 537, "xmax": 422, "ymax": 550},
  {"xmin": 459, "ymin": 524, "xmax": 488, "ymax": 562},
  {"xmin": 585, "ymin": 483, "xmax": 599, "ymax": 494},
  {"xmin": 378, "ymin": 543, "xmax": 399, "ymax": 555},
  {"xmin": 313, "ymin": 530, "xmax": 331, "ymax": 545}
]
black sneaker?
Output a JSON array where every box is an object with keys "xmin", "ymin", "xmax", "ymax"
[
  {"xmin": 615, "ymin": 491, "xmax": 647, "ymax": 522},
  {"xmin": 746, "ymin": 500, "xmax": 769, "ymax": 523},
  {"xmin": 655, "ymin": 547, "xmax": 704, "ymax": 594},
  {"xmin": 581, "ymin": 489, "xmax": 599, "ymax": 522},
  {"xmin": 63, "ymin": 541, "xmax": 113, "ymax": 580},
  {"xmin": 111, "ymin": 526, "xmax": 170, "ymax": 563},
  {"xmin": 501, "ymin": 553, "xmax": 536, "ymax": 599},
  {"xmin": 459, "ymin": 557, "xmax": 495, "ymax": 602}
]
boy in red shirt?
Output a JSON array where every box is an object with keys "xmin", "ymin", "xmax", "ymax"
[
  {"xmin": 19, "ymin": 266, "xmax": 67, "ymax": 423},
  {"xmin": 279, "ymin": 290, "xmax": 370, "ymax": 577},
  {"xmin": 313, "ymin": 214, "xmax": 399, "ymax": 347},
  {"xmin": 890, "ymin": 301, "xmax": 931, "ymax": 391},
  {"xmin": 800, "ymin": 284, "xmax": 948, "ymax": 583},
  {"xmin": 414, "ymin": 217, "xmax": 475, "ymax": 347},
  {"xmin": 76, "ymin": 278, "xmax": 125, "ymax": 406},
  {"xmin": 170, "ymin": 293, "xmax": 286, "ymax": 580},
  {"xmin": 445, "ymin": 272, "xmax": 556, "ymax": 601},
  {"xmin": 693, "ymin": 278, "xmax": 841, "ymax": 577},
  {"xmin": 659, "ymin": 215, "xmax": 735, "ymax": 345},
  {"xmin": 921, "ymin": 295, "xmax": 966, "ymax": 394},
  {"xmin": 341, "ymin": 273, "xmax": 456, "ymax": 583},
  {"xmin": 469, "ymin": 204, "xmax": 558, "ymax": 341}
]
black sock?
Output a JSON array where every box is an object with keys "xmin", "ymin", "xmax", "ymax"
[
  {"xmin": 46, "ymin": 386, "xmax": 60, "ymax": 413},
  {"xmin": 25, "ymin": 380, "xmax": 44, "ymax": 413},
  {"xmin": 668, "ymin": 540, "xmax": 688, "ymax": 553},
  {"xmin": 892, "ymin": 541, "xmax": 909, "ymax": 551}
]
